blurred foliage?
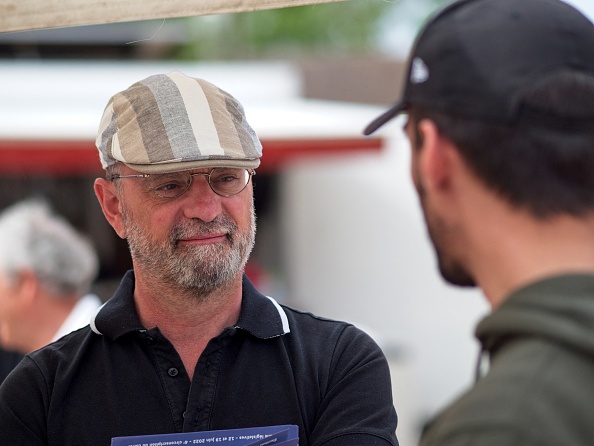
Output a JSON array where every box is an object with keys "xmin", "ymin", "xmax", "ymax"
[{"xmin": 174, "ymin": 0, "xmax": 393, "ymax": 60}]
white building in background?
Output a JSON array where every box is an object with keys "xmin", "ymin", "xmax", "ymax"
[{"xmin": 0, "ymin": 60, "xmax": 489, "ymax": 445}]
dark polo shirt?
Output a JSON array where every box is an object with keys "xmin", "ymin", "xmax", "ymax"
[{"xmin": 0, "ymin": 271, "xmax": 397, "ymax": 446}]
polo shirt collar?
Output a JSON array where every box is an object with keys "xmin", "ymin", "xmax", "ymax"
[
  {"xmin": 235, "ymin": 274, "xmax": 290, "ymax": 339},
  {"xmin": 91, "ymin": 270, "xmax": 290, "ymax": 340},
  {"xmin": 90, "ymin": 270, "xmax": 143, "ymax": 339}
]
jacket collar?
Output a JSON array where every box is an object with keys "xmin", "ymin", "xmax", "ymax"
[{"xmin": 476, "ymin": 273, "xmax": 594, "ymax": 356}]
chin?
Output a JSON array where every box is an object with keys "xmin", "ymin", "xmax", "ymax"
[{"xmin": 439, "ymin": 263, "xmax": 477, "ymax": 288}]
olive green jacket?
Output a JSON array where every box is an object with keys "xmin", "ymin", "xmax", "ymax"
[{"xmin": 420, "ymin": 274, "xmax": 594, "ymax": 446}]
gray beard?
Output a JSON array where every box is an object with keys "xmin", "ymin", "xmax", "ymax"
[{"xmin": 123, "ymin": 205, "xmax": 256, "ymax": 296}]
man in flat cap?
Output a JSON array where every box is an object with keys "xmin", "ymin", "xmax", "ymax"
[
  {"xmin": 0, "ymin": 72, "xmax": 398, "ymax": 446},
  {"xmin": 365, "ymin": 0, "xmax": 594, "ymax": 445}
]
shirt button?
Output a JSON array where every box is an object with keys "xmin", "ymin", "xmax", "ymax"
[{"xmin": 167, "ymin": 367, "xmax": 179, "ymax": 377}]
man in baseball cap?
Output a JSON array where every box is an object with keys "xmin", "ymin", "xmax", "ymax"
[
  {"xmin": 366, "ymin": 0, "xmax": 594, "ymax": 445},
  {"xmin": 0, "ymin": 72, "xmax": 398, "ymax": 446}
]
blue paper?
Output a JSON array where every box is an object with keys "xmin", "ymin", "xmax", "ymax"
[{"xmin": 111, "ymin": 424, "xmax": 299, "ymax": 446}]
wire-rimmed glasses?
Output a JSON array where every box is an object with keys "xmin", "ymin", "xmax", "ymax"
[{"xmin": 110, "ymin": 168, "xmax": 255, "ymax": 199}]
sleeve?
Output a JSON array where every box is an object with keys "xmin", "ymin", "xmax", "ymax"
[
  {"xmin": 0, "ymin": 355, "xmax": 49, "ymax": 445},
  {"xmin": 311, "ymin": 324, "xmax": 398, "ymax": 446}
]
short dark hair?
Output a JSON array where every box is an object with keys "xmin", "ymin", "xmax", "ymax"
[{"xmin": 409, "ymin": 70, "xmax": 594, "ymax": 219}]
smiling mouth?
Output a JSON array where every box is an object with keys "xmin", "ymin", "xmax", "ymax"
[
  {"xmin": 171, "ymin": 217, "xmax": 235, "ymax": 248},
  {"xmin": 176, "ymin": 232, "xmax": 229, "ymax": 246}
]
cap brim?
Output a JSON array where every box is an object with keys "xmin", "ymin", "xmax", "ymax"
[
  {"xmin": 363, "ymin": 101, "xmax": 406, "ymax": 136},
  {"xmin": 124, "ymin": 158, "xmax": 261, "ymax": 174}
]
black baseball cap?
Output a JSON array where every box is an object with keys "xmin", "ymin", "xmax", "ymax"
[{"xmin": 364, "ymin": 0, "xmax": 594, "ymax": 135}]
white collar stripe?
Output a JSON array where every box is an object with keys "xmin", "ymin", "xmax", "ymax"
[
  {"xmin": 90, "ymin": 301, "xmax": 108, "ymax": 335},
  {"xmin": 265, "ymin": 295, "xmax": 291, "ymax": 334}
]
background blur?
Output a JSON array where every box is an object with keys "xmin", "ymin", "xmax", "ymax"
[{"xmin": 1, "ymin": 0, "xmax": 593, "ymax": 443}]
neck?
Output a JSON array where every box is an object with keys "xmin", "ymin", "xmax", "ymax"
[
  {"xmin": 132, "ymin": 269, "xmax": 243, "ymax": 378},
  {"xmin": 466, "ymin": 210, "xmax": 594, "ymax": 309},
  {"xmin": 26, "ymin": 295, "xmax": 78, "ymax": 353}
]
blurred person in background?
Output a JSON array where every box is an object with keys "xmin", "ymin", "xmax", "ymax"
[
  {"xmin": 0, "ymin": 198, "xmax": 101, "ymax": 359},
  {"xmin": 365, "ymin": 0, "xmax": 594, "ymax": 444},
  {"xmin": 0, "ymin": 72, "xmax": 398, "ymax": 446}
]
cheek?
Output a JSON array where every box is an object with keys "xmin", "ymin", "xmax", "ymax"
[
  {"xmin": 238, "ymin": 197, "xmax": 255, "ymax": 229},
  {"xmin": 127, "ymin": 200, "xmax": 172, "ymax": 237},
  {"xmin": 223, "ymin": 187, "xmax": 253, "ymax": 223},
  {"xmin": 0, "ymin": 279, "xmax": 14, "ymax": 316},
  {"xmin": 152, "ymin": 212, "xmax": 172, "ymax": 233},
  {"xmin": 410, "ymin": 153, "xmax": 422, "ymax": 193},
  {"xmin": 0, "ymin": 287, "xmax": 19, "ymax": 333}
]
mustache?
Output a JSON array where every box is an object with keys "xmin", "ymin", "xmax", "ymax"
[{"xmin": 169, "ymin": 216, "xmax": 237, "ymax": 246}]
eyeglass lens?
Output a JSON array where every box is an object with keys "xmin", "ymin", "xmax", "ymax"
[{"xmin": 149, "ymin": 168, "xmax": 251, "ymax": 198}]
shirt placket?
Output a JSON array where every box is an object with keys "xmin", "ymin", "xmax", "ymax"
[
  {"xmin": 141, "ymin": 328, "xmax": 190, "ymax": 432},
  {"xmin": 183, "ymin": 329, "xmax": 234, "ymax": 431}
]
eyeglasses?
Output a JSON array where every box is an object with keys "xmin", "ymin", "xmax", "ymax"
[{"xmin": 110, "ymin": 168, "xmax": 255, "ymax": 199}]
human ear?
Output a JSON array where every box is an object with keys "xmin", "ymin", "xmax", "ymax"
[
  {"xmin": 94, "ymin": 178, "xmax": 127, "ymax": 239},
  {"xmin": 416, "ymin": 119, "xmax": 453, "ymax": 193},
  {"xmin": 12, "ymin": 270, "xmax": 39, "ymax": 308}
]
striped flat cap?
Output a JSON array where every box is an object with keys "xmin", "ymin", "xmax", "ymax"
[{"xmin": 96, "ymin": 71, "xmax": 262, "ymax": 173}]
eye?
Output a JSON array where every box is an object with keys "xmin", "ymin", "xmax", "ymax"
[
  {"xmin": 210, "ymin": 169, "xmax": 241, "ymax": 184},
  {"xmin": 151, "ymin": 174, "xmax": 189, "ymax": 197}
]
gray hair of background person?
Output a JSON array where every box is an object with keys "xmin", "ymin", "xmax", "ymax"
[{"xmin": 0, "ymin": 199, "xmax": 99, "ymax": 297}]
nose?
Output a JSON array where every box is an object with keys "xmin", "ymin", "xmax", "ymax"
[{"xmin": 179, "ymin": 174, "xmax": 222, "ymax": 222}]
